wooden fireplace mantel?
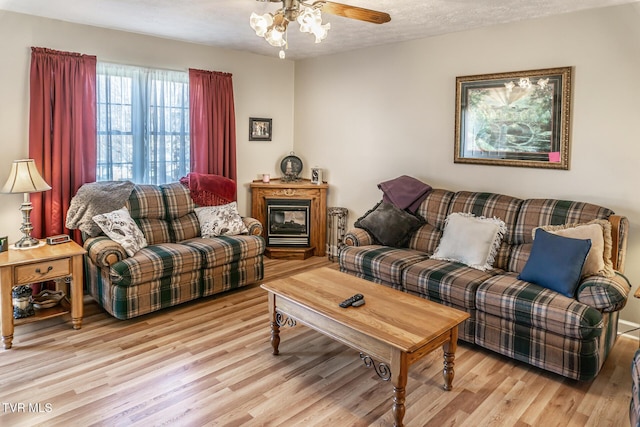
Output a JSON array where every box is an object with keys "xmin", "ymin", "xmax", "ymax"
[{"xmin": 250, "ymin": 178, "xmax": 328, "ymax": 260}]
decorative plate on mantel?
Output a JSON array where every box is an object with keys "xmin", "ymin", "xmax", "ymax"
[{"xmin": 280, "ymin": 152, "xmax": 303, "ymax": 182}]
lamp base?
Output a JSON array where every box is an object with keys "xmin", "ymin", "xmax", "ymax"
[
  {"xmin": 14, "ymin": 197, "xmax": 40, "ymax": 249},
  {"xmin": 14, "ymin": 235, "xmax": 42, "ymax": 248}
]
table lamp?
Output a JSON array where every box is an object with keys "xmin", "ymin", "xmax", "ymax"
[{"xmin": 1, "ymin": 159, "xmax": 51, "ymax": 248}]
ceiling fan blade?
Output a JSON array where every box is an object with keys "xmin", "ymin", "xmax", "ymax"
[{"xmin": 316, "ymin": 1, "xmax": 391, "ymax": 24}]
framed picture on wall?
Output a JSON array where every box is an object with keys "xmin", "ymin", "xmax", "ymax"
[
  {"xmin": 454, "ymin": 66, "xmax": 573, "ymax": 170},
  {"xmin": 249, "ymin": 117, "xmax": 272, "ymax": 141}
]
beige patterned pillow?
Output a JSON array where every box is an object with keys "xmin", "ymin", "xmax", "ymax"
[
  {"xmin": 92, "ymin": 207, "xmax": 148, "ymax": 256},
  {"xmin": 195, "ymin": 202, "xmax": 248, "ymax": 238},
  {"xmin": 535, "ymin": 219, "xmax": 614, "ymax": 277}
]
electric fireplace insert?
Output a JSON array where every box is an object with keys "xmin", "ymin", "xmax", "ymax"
[{"xmin": 266, "ymin": 199, "xmax": 311, "ymax": 247}]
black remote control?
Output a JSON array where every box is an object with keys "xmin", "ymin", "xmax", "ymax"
[{"xmin": 339, "ymin": 293, "xmax": 364, "ymax": 308}]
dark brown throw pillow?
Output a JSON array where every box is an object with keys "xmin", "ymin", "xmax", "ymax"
[{"xmin": 355, "ymin": 201, "xmax": 425, "ymax": 247}]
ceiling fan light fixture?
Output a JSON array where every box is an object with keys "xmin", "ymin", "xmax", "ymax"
[
  {"xmin": 250, "ymin": 12, "xmax": 274, "ymax": 37},
  {"xmin": 296, "ymin": 6, "xmax": 320, "ymax": 29},
  {"xmin": 311, "ymin": 22, "xmax": 330, "ymax": 43},
  {"xmin": 297, "ymin": 6, "xmax": 329, "ymax": 43},
  {"xmin": 265, "ymin": 27, "xmax": 286, "ymax": 47},
  {"xmin": 250, "ymin": 0, "xmax": 390, "ymax": 57}
]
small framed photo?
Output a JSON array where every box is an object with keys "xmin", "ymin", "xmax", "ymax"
[
  {"xmin": 249, "ymin": 117, "xmax": 272, "ymax": 141},
  {"xmin": 311, "ymin": 167, "xmax": 323, "ymax": 185}
]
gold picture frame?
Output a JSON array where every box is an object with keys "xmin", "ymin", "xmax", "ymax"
[{"xmin": 454, "ymin": 66, "xmax": 573, "ymax": 169}]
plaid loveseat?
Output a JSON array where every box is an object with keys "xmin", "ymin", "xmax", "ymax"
[
  {"xmin": 84, "ymin": 182, "xmax": 265, "ymax": 319},
  {"xmin": 340, "ymin": 189, "xmax": 631, "ymax": 381}
]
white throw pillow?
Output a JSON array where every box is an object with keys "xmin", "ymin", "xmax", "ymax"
[
  {"xmin": 195, "ymin": 202, "xmax": 248, "ymax": 238},
  {"xmin": 431, "ymin": 212, "xmax": 507, "ymax": 271},
  {"xmin": 92, "ymin": 207, "xmax": 148, "ymax": 256}
]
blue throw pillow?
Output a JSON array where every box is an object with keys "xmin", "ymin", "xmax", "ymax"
[{"xmin": 517, "ymin": 228, "xmax": 592, "ymax": 297}]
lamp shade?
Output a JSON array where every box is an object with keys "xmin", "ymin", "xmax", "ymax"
[{"xmin": 1, "ymin": 159, "xmax": 51, "ymax": 194}]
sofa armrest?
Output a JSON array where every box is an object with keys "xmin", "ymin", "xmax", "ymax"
[
  {"xmin": 576, "ymin": 272, "xmax": 631, "ymax": 312},
  {"xmin": 242, "ymin": 217, "xmax": 263, "ymax": 236},
  {"xmin": 84, "ymin": 236, "xmax": 128, "ymax": 267},
  {"xmin": 344, "ymin": 228, "xmax": 376, "ymax": 247},
  {"xmin": 609, "ymin": 214, "xmax": 628, "ymax": 273}
]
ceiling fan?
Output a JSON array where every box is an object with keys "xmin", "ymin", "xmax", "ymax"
[{"xmin": 250, "ymin": 0, "xmax": 391, "ymax": 58}]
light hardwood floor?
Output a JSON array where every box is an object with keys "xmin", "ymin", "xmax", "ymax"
[{"xmin": 0, "ymin": 256, "xmax": 635, "ymax": 426}]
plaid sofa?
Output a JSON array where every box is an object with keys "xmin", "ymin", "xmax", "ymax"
[
  {"xmin": 340, "ymin": 189, "xmax": 631, "ymax": 381},
  {"xmin": 84, "ymin": 182, "xmax": 265, "ymax": 319},
  {"xmin": 632, "ymin": 349, "xmax": 640, "ymax": 426}
]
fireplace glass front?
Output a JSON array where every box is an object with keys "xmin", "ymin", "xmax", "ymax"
[{"xmin": 266, "ymin": 199, "xmax": 311, "ymax": 247}]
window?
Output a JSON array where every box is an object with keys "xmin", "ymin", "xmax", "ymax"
[{"xmin": 96, "ymin": 63, "xmax": 190, "ymax": 184}]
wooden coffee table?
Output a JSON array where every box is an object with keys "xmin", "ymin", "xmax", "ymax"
[{"xmin": 261, "ymin": 267, "xmax": 470, "ymax": 427}]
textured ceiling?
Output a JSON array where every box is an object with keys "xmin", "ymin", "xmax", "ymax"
[{"xmin": 0, "ymin": 0, "xmax": 638, "ymax": 60}]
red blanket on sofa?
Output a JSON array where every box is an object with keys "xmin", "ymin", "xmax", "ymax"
[{"xmin": 180, "ymin": 173, "xmax": 236, "ymax": 206}]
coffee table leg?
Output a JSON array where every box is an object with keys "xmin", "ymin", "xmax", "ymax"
[
  {"xmin": 442, "ymin": 327, "xmax": 459, "ymax": 391},
  {"xmin": 270, "ymin": 320, "xmax": 280, "ymax": 355},
  {"xmin": 390, "ymin": 350, "xmax": 408, "ymax": 427},
  {"xmin": 268, "ymin": 292, "xmax": 280, "ymax": 355},
  {"xmin": 392, "ymin": 384, "xmax": 406, "ymax": 427}
]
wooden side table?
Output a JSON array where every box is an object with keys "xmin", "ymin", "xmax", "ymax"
[{"xmin": 0, "ymin": 240, "xmax": 86, "ymax": 349}]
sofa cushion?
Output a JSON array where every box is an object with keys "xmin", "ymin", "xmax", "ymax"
[
  {"xmin": 518, "ymin": 228, "xmax": 591, "ymax": 297},
  {"xmin": 161, "ymin": 182, "xmax": 199, "ymax": 241},
  {"xmin": 512, "ymin": 199, "xmax": 614, "ymax": 245},
  {"xmin": 476, "ymin": 273, "xmax": 603, "ymax": 340},
  {"xmin": 339, "ymin": 245, "xmax": 430, "ymax": 286},
  {"xmin": 537, "ymin": 219, "xmax": 614, "ymax": 278},
  {"xmin": 125, "ymin": 185, "xmax": 171, "ymax": 245},
  {"xmin": 161, "ymin": 182, "xmax": 196, "ymax": 219},
  {"xmin": 431, "ymin": 212, "xmax": 506, "ymax": 271},
  {"xmin": 354, "ymin": 201, "xmax": 424, "ymax": 247},
  {"xmin": 171, "ymin": 213, "xmax": 201, "ymax": 242},
  {"xmin": 126, "ymin": 184, "xmax": 166, "ymax": 219},
  {"xmin": 195, "ymin": 202, "xmax": 248, "ymax": 237},
  {"xmin": 447, "ymin": 192, "xmax": 523, "ymax": 243},
  {"xmin": 92, "ymin": 207, "xmax": 148, "ymax": 256},
  {"xmin": 507, "ymin": 198, "xmax": 614, "ymax": 273},
  {"xmin": 109, "ymin": 243, "xmax": 203, "ymax": 287},
  {"xmin": 182, "ymin": 235, "xmax": 266, "ymax": 268},
  {"xmin": 409, "ymin": 189, "xmax": 455, "ymax": 254},
  {"xmin": 402, "ymin": 258, "xmax": 501, "ymax": 309}
]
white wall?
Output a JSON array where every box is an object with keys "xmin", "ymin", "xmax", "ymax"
[
  {"xmin": 293, "ymin": 4, "xmax": 640, "ymax": 324},
  {"xmin": 0, "ymin": 10, "xmax": 294, "ymax": 234},
  {"xmin": 2, "ymin": 5, "xmax": 640, "ymax": 325}
]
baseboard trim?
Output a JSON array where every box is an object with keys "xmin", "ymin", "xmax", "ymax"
[{"xmin": 619, "ymin": 319, "xmax": 640, "ymax": 341}]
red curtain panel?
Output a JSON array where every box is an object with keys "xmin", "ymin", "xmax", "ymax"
[
  {"xmin": 188, "ymin": 69, "xmax": 237, "ymax": 181},
  {"xmin": 28, "ymin": 47, "xmax": 97, "ymax": 242}
]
